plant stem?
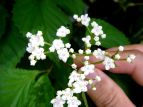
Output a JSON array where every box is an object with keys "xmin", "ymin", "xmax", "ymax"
[
  {"xmin": 44, "ymin": 42, "xmax": 51, "ymax": 46},
  {"xmin": 87, "ymin": 27, "xmax": 92, "ymax": 36},
  {"xmin": 92, "ymin": 60, "xmax": 103, "ymax": 64},
  {"xmin": 82, "ymin": 92, "xmax": 89, "ymax": 107},
  {"xmin": 44, "ymin": 51, "xmax": 50, "ymax": 54}
]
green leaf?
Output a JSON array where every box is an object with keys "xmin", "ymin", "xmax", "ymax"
[
  {"xmin": 0, "ymin": 67, "xmax": 38, "ymax": 107},
  {"xmin": 13, "ymin": 0, "xmax": 70, "ymax": 66},
  {"xmin": 49, "ymin": 62, "xmax": 72, "ymax": 89},
  {"xmin": 0, "ymin": 25, "xmax": 26, "ymax": 67},
  {"xmin": 0, "ymin": 67, "xmax": 55, "ymax": 107},
  {"xmin": 0, "ymin": 6, "xmax": 8, "ymax": 39},
  {"xmin": 26, "ymin": 73, "xmax": 55, "ymax": 107},
  {"xmin": 55, "ymin": 0, "xmax": 87, "ymax": 15},
  {"xmin": 96, "ymin": 19, "xmax": 130, "ymax": 48},
  {"xmin": 13, "ymin": 0, "xmax": 70, "ymax": 37},
  {"xmin": 13, "ymin": 0, "xmax": 86, "ymax": 66}
]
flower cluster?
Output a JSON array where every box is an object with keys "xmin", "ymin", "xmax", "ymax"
[
  {"xmin": 51, "ymin": 88, "xmax": 81, "ymax": 107},
  {"xmin": 26, "ymin": 14, "xmax": 136, "ymax": 107},
  {"xmin": 26, "ymin": 31, "xmax": 46, "ymax": 66},
  {"xmin": 74, "ymin": 14, "xmax": 106, "ymax": 46},
  {"xmin": 73, "ymin": 14, "xmax": 90, "ymax": 26},
  {"xmin": 49, "ymin": 26, "xmax": 71, "ymax": 62}
]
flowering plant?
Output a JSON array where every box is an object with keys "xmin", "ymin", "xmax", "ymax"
[{"xmin": 26, "ymin": 14, "xmax": 135, "ymax": 107}]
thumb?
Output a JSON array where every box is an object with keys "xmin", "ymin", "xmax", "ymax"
[{"xmin": 87, "ymin": 69, "xmax": 135, "ymax": 107}]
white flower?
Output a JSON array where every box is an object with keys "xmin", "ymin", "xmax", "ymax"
[
  {"xmin": 86, "ymin": 43, "xmax": 91, "ymax": 48},
  {"xmin": 52, "ymin": 39, "xmax": 64, "ymax": 50},
  {"xmin": 57, "ymin": 90, "xmax": 64, "ymax": 96},
  {"xmin": 68, "ymin": 71, "xmax": 85, "ymax": 87},
  {"xmin": 85, "ymin": 49, "xmax": 91, "ymax": 54},
  {"xmin": 127, "ymin": 54, "xmax": 136, "ymax": 63},
  {"xmin": 127, "ymin": 57, "xmax": 132, "ymax": 63},
  {"xmin": 37, "ymin": 31, "xmax": 43, "ymax": 36},
  {"xmin": 65, "ymin": 43, "xmax": 71, "ymax": 48},
  {"xmin": 118, "ymin": 46, "xmax": 124, "ymax": 51},
  {"xmin": 73, "ymin": 14, "xmax": 81, "ymax": 22},
  {"xmin": 73, "ymin": 14, "xmax": 90, "ymax": 26},
  {"xmin": 114, "ymin": 54, "xmax": 120, "ymax": 60},
  {"xmin": 80, "ymin": 14, "xmax": 90, "ymax": 26},
  {"xmin": 84, "ymin": 56, "xmax": 90, "ymax": 60},
  {"xmin": 91, "ymin": 21, "xmax": 98, "ymax": 27},
  {"xmin": 49, "ymin": 46, "xmax": 55, "ymax": 52},
  {"xmin": 51, "ymin": 96, "xmax": 65, "ymax": 107},
  {"xmin": 56, "ymin": 26, "xmax": 70, "ymax": 37},
  {"xmin": 73, "ymin": 80, "xmax": 88, "ymax": 93},
  {"xmin": 26, "ymin": 43, "xmax": 34, "ymax": 53},
  {"xmin": 26, "ymin": 32, "xmax": 32, "ymax": 38},
  {"xmin": 71, "ymin": 64, "xmax": 77, "ymax": 69},
  {"xmin": 73, "ymin": 14, "xmax": 78, "ymax": 19},
  {"xmin": 101, "ymin": 34, "xmax": 106, "ymax": 39},
  {"xmin": 88, "ymin": 79, "xmax": 93, "ymax": 84},
  {"xmin": 67, "ymin": 96, "xmax": 81, "ymax": 107},
  {"xmin": 82, "ymin": 36, "xmax": 92, "ymax": 47},
  {"xmin": 93, "ymin": 48, "xmax": 105, "ymax": 60},
  {"xmin": 129, "ymin": 54, "xmax": 136, "ymax": 60},
  {"xmin": 69, "ymin": 48, "xmax": 74, "ymax": 53},
  {"xmin": 32, "ymin": 47, "xmax": 46, "ymax": 60},
  {"xmin": 95, "ymin": 41, "xmax": 101, "ymax": 46},
  {"xmin": 72, "ymin": 54, "xmax": 76, "ymax": 59},
  {"xmin": 94, "ymin": 36, "xmax": 99, "ymax": 41},
  {"xmin": 91, "ymin": 25, "xmax": 103, "ymax": 36},
  {"xmin": 61, "ymin": 88, "xmax": 73, "ymax": 101},
  {"xmin": 92, "ymin": 87, "xmax": 96, "ymax": 91},
  {"xmin": 57, "ymin": 48, "xmax": 70, "ymax": 62},
  {"xmin": 30, "ymin": 60, "xmax": 37, "ymax": 66},
  {"xmin": 103, "ymin": 57, "xmax": 115, "ymax": 70},
  {"xmin": 29, "ymin": 33, "xmax": 44, "ymax": 47},
  {"xmin": 80, "ymin": 64, "xmax": 95, "ymax": 75},
  {"xmin": 78, "ymin": 49, "xmax": 84, "ymax": 54},
  {"xmin": 28, "ymin": 54, "xmax": 35, "ymax": 60},
  {"xmin": 84, "ymin": 61, "xmax": 89, "ymax": 65},
  {"xmin": 26, "ymin": 31, "xmax": 46, "ymax": 66},
  {"xmin": 82, "ymin": 36, "xmax": 91, "ymax": 44},
  {"xmin": 95, "ymin": 75, "xmax": 101, "ymax": 82}
]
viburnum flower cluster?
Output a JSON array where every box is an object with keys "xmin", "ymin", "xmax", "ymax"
[
  {"xmin": 26, "ymin": 31, "xmax": 46, "ymax": 66},
  {"xmin": 26, "ymin": 14, "xmax": 136, "ymax": 107}
]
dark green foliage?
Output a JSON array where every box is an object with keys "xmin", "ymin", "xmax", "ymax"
[
  {"xmin": 0, "ymin": 25, "xmax": 26, "ymax": 67},
  {"xmin": 0, "ymin": 0, "xmax": 142, "ymax": 106},
  {"xmin": 0, "ymin": 0, "xmax": 87, "ymax": 106},
  {"xmin": 0, "ymin": 6, "xmax": 8, "ymax": 39},
  {"xmin": 0, "ymin": 67, "xmax": 55, "ymax": 107},
  {"xmin": 96, "ymin": 19, "xmax": 130, "ymax": 48}
]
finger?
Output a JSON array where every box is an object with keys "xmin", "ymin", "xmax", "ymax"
[
  {"xmin": 87, "ymin": 69, "xmax": 135, "ymax": 107},
  {"xmin": 93, "ymin": 50, "xmax": 143, "ymax": 86},
  {"xmin": 75, "ymin": 50, "xmax": 143, "ymax": 86},
  {"xmin": 74, "ymin": 50, "xmax": 137, "ymax": 73},
  {"xmin": 107, "ymin": 44, "xmax": 143, "ymax": 53},
  {"xmin": 74, "ymin": 55, "xmax": 101, "ymax": 68}
]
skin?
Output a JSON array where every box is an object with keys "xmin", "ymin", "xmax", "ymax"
[{"xmin": 75, "ymin": 44, "xmax": 143, "ymax": 107}]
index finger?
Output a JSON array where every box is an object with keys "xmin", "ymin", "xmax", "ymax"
[
  {"xmin": 75, "ymin": 50, "xmax": 143, "ymax": 86},
  {"xmin": 107, "ymin": 44, "xmax": 143, "ymax": 53}
]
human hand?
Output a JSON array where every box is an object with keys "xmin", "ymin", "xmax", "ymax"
[{"xmin": 75, "ymin": 44, "xmax": 143, "ymax": 107}]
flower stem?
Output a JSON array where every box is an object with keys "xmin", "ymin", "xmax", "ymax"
[
  {"xmin": 91, "ymin": 60, "xmax": 103, "ymax": 65},
  {"xmin": 87, "ymin": 27, "xmax": 92, "ymax": 36},
  {"xmin": 82, "ymin": 92, "xmax": 89, "ymax": 107},
  {"xmin": 44, "ymin": 51, "xmax": 50, "ymax": 54},
  {"xmin": 44, "ymin": 42, "xmax": 51, "ymax": 46}
]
